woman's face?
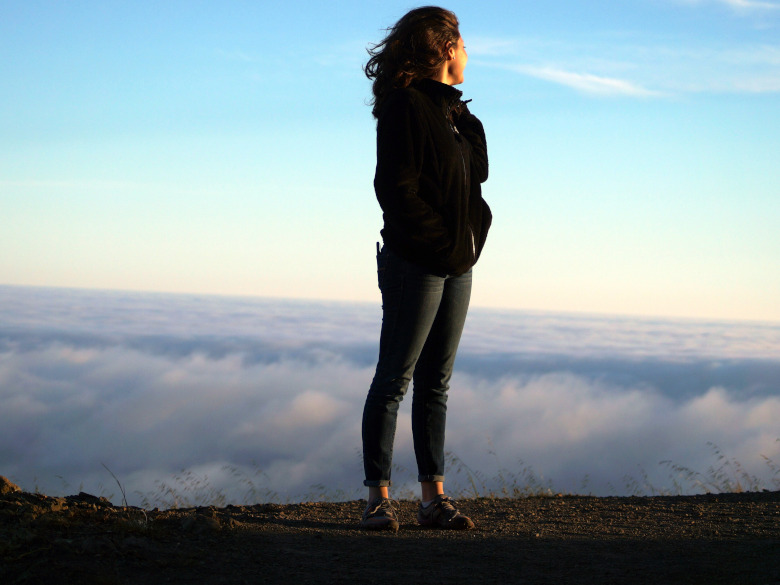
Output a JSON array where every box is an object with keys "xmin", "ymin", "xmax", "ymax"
[{"xmin": 446, "ymin": 36, "xmax": 468, "ymax": 85}]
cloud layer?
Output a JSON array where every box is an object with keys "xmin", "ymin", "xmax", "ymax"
[{"xmin": 1, "ymin": 285, "xmax": 778, "ymax": 505}]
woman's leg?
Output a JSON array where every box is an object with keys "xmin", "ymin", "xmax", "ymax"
[
  {"xmin": 411, "ymin": 268, "xmax": 472, "ymax": 485},
  {"xmin": 412, "ymin": 269, "xmax": 476, "ymax": 529},
  {"xmin": 362, "ymin": 249, "xmax": 446, "ymax": 488}
]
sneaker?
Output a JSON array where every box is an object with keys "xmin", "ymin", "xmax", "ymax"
[
  {"xmin": 417, "ymin": 495, "xmax": 474, "ymax": 530},
  {"xmin": 360, "ymin": 497, "xmax": 400, "ymax": 532}
]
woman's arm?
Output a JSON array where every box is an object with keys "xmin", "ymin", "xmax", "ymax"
[
  {"xmin": 374, "ymin": 92, "xmax": 452, "ymax": 257},
  {"xmin": 453, "ymin": 102, "xmax": 488, "ymax": 183}
]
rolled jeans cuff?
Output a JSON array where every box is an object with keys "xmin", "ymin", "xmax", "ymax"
[
  {"xmin": 418, "ymin": 474, "xmax": 445, "ymax": 483},
  {"xmin": 363, "ymin": 479, "xmax": 392, "ymax": 487}
]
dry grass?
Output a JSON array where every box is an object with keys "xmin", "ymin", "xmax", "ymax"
[{"xmin": 31, "ymin": 439, "xmax": 780, "ymax": 510}]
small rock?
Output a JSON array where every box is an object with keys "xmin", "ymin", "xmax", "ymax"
[
  {"xmin": 0, "ymin": 476, "xmax": 21, "ymax": 495},
  {"xmin": 70, "ymin": 492, "xmax": 113, "ymax": 508},
  {"xmin": 50, "ymin": 497, "xmax": 68, "ymax": 512},
  {"xmin": 181, "ymin": 514, "xmax": 221, "ymax": 534}
]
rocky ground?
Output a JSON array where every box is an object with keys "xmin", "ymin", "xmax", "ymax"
[{"xmin": 1, "ymin": 476, "xmax": 778, "ymax": 584}]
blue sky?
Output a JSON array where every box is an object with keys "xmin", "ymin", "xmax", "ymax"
[{"xmin": 2, "ymin": 0, "xmax": 779, "ymax": 321}]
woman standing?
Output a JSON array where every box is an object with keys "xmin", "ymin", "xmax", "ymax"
[{"xmin": 361, "ymin": 6, "xmax": 491, "ymax": 531}]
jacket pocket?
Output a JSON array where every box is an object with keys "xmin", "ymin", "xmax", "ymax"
[
  {"xmin": 467, "ymin": 224, "xmax": 477, "ymax": 264},
  {"xmin": 376, "ymin": 242, "xmax": 387, "ymax": 290}
]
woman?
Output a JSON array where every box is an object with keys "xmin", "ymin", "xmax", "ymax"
[{"xmin": 360, "ymin": 6, "xmax": 491, "ymax": 531}]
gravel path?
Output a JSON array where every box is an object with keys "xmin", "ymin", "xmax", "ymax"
[{"xmin": 2, "ymin": 482, "xmax": 778, "ymax": 584}]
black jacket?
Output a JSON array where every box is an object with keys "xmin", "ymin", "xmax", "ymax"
[{"xmin": 374, "ymin": 78, "xmax": 492, "ymax": 276}]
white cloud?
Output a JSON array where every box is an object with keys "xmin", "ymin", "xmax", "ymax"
[
  {"xmin": 731, "ymin": 75, "xmax": 780, "ymax": 91},
  {"xmin": 496, "ymin": 45, "xmax": 780, "ymax": 96},
  {"xmin": 674, "ymin": 0, "xmax": 780, "ymax": 10},
  {"xmin": 1, "ymin": 287, "xmax": 778, "ymax": 504},
  {"xmin": 509, "ymin": 65, "xmax": 663, "ymax": 97},
  {"xmin": 716, "ymin": 0, "xmax": 779, "ymax": 10},
  {"xmin": 447, "ymin": 373, "xmax": 780, "ymax": 495},
  {"xmin": 474, "ymin": 25, "xmax": 780, "ymax": 96}
]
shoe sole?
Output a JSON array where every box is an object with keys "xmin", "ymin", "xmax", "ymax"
[
  {"xmin": 417, "ymin": 516, "xmax": 475, "ymax": 530},
  {"xmin": 360, "ymin": 519, "xmax": 399, "ymax": 532}
]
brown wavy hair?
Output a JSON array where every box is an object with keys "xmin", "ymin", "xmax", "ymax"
[{"xmin": 364, "ymin": 6, "xmax": 461, "ymax": 118}]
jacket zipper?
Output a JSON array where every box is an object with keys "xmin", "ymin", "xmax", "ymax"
[
  {"xmin": 449, "ymin": 103, "xmax": 477, "ymax": 263},
  {"xmin": 460, "ymin": 147, "xmax": 475, "ymax": 261}
]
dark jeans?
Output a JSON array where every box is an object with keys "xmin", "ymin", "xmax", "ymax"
[{"xmin": 362, "ymin": 246, "xmax": 472, "ymax": 487}]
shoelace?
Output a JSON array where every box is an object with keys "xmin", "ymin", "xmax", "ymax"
[
  {"xmin": 367, "ymin": 497, "xmax": 399, "ymax": 517},
  {"xmin": 434, "ymin": 496, "xmax": 461, "ymax": 519}
]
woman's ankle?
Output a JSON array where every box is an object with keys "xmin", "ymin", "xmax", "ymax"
[
  {"xmin": 368, "ymin": 486, "xmax": 389, "ymax": 502},
  {"xmin": 420, "ymin": 481, "xmax": 444, "ymax": 502}
]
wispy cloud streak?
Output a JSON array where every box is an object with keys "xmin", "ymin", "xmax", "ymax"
[
  {"xmin": 508, "ymin": 65, "xmax": 662, "ymax": 97},
  {"xmin": 708, "ymin": 0, "xmax": 779, "ymax": 10},
  {"xmin": 474, "ymin": 25, "xmax": 780, "ymax": 96}
]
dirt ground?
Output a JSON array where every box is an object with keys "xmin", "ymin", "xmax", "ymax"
[{"xmin": 1, "ymin": 482, "xmax": 778, "ymax": 585}]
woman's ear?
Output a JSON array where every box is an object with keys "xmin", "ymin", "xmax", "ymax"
[{"xmin": 446, "ymin": 42, "xmax": 456, "ymax": 61}]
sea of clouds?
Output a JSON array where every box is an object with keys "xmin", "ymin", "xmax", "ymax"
[{"xmin": 1, "ymin": 285, "xmax": 778, "ymax": 507}]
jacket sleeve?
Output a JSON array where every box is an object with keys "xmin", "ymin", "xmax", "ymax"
[
  {"xmin": 454, "ymin": 103, "xmax": 489, "ymax": 183},
  {"xmin": 374, "ymin": 93, "xmax": 451, "ymax": 257}
]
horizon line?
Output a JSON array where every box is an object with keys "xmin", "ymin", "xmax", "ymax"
[{"xmin": 2, "ymin": 281, "xmax": 778, "ymax": 327}]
